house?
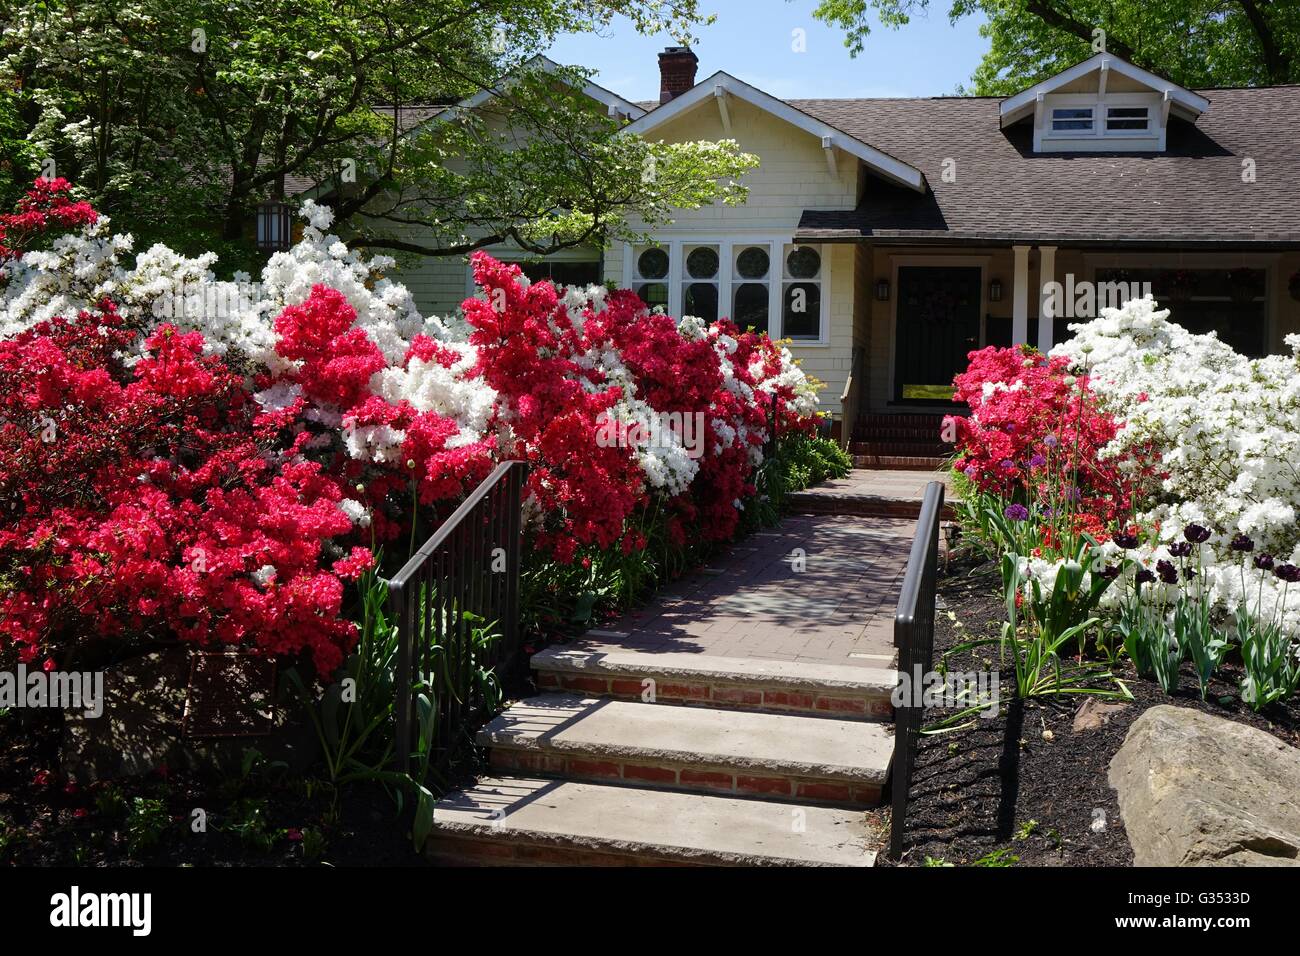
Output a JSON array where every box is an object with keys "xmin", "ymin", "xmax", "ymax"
[{"xmin": 315, "ymin": 47, "xmax": 1300, "ymax": 458}]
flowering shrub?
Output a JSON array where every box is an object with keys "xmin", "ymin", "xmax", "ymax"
[
  {"xmin": 0, "ymin": 179, "xmax": 822, "ymax": 672},
  {"xmin": 952, "ymin": 294, "xmax": 1300, "ymax": 706}
]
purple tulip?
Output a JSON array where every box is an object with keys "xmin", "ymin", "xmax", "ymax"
[
  {"xmin": 1230, "ymin": 533, "xmax": 1254, "ymax": 553},
  {"xmin": 1156, "ymin": 560, "xmax": 1179, "ymax": 584},
  {"xmin": 1169, "ymin": 542, "xmax": 1193, "ymax": 558},
  {"xmin": 1274, "ymin": 563, "xmax": 1300, "ymax": 584},
  {"xmin": 1255, "ymin": 554, "xmax": 1275, "ymax": 571},
  {"xmin": 1183, "ymin": 523, "xmax": 1211, "ymax": 544},
  {"xmin": 1135, "ymin": 568, "xmax": 1156, "ymax": 585},
  {"xmin": 1114, "ymin": 532, "xmax": 1139, "ymax": 549}
]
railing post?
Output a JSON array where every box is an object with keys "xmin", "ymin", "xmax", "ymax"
[
  {"xmin": 389, "ymin": 578, "xmax": 413, "ymax": 774},
  {"xmin": 504, "ymin": 462, "xmax": 526, "ymax": 666},
  {"xmin": 888, "ymin": 480, "xmax": 945, "ymax": 860}
]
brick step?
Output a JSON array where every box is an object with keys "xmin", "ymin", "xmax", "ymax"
[
  {"xmin": 427, "ymin": 776, "xmax": 877, "ymax": 866},
  {"xmin": 480, "ymin": 694, "xmax": 892, "ymax": 807},
  {"xmin": 851, "ymin": 454, "xmax": 949, "ymax": 471},
  {"xmin": 856, "ymin": 413, "xmax": 955, "ymax": 428},
  {"xmin": 531, "ymin": 645, "xmax": 896, "ymax": 720},
  {"xmin": 849, "ymin": 441, "xmax": 951, "ymax": 456}
]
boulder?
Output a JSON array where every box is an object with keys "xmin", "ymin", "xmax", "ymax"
[{"xmin": 1108, "ymin": 705, "xmax": 1300, "ymax": 866}]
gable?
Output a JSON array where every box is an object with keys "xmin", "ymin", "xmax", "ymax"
[{"xmin": 625, "ymin": 71, "xmax": 926, "ymax": 193}]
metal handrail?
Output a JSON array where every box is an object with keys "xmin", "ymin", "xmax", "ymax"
[
  {"xmin": 888, "ymin": 480, "xmax": 945, "ymax": 859},
  {"xmin": 388, "ymin": 459, "xmax": 527, "ymax": 772}
]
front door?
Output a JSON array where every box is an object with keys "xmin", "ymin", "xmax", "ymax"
[{"xmin": 893, "ymin": 266, "xmax": 982, "ymax": 402}]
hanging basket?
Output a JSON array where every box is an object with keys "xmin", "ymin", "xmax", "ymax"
[{"xmin": 1228, "ymin": 268, "xmax": 1263, "ymax": 304}]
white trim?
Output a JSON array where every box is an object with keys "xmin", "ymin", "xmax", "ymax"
[
  {"xmin": 1012, "ymin": 245, "xmax": 1031, "ymax": 345},
  {"xmin": 1037, "ymin": 245, "xmax": 1057, "ymax": 352},
  {"xmin": 621, "ymin": 71, "xmax": 927, "ymax": 193},
  {"xmin": 1000, "ymin": 53, "xmax": 1209, "ymax": 128}
]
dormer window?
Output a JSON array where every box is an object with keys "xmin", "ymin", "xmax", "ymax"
[{"xmin": 999, "ymin": 53, "xmax": 1209, "ymax": 155}]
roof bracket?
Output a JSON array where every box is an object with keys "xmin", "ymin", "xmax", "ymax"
[
  {"xmin": 714, "ymin": 85, "xmax": 732, "ymax": 135},
  {"xmin": 822, "ymin": 135, "xmax": 837, "ymax": 177}
]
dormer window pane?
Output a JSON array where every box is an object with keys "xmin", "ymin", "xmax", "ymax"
[
  {"xmin": 1051, "ymin": 107, "xmax": 1093, "ymax": 131},
  {"xmin": 1107, "ymin": 106, "xmax": 1149, "ymax": 131}
]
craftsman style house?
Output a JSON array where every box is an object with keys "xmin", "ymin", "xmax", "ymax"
[{"xmin": 332, "ymin": 47, "xmax": 1300, "ymax": 453}]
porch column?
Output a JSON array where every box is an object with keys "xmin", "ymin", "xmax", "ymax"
[
  {"xmin": 1011, "ymin": 244, "xmax": 1030, "ymax": 344},
  {"xmin": 1037, "ymin": 245, "xmax": 1057, "ymax": 353}
]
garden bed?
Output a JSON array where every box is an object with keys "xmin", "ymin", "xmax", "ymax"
[
  {"xmin": 0, "ymin": 708, "xmax": 441, "ymax": 866},
  {"xmin": 889, "ymin": 556, "xmax": 1300, "ymax": 868}
]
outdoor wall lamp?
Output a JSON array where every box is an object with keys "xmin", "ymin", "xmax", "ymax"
[
  {"xmin": 875, "ymin": 278, "xmax": 890, "ymax": 301},
  {"xmin": 988, "ymin": 277, "xmax": 1003, "ymax": 302}
]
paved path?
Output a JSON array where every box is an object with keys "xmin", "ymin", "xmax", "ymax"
[{"xmin": 588, "ymin": 512, "xmax": 914, "ymax": 668}]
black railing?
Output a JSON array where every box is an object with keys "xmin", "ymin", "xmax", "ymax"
[
  {"xmin": 888, "ymin": 479, "xmax": 945, "ymax": 859},
  {"xmin": 387, "ymin": 460, "xmax": 527, "ymax": 772}
]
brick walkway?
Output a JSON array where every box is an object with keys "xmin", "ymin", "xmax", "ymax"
[{"xmin": 586, "ymin": 512, "xmax": 915, "ymax": 669}]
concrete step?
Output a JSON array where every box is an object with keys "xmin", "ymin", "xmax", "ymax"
[
  {"xmin": 428, "ymin": 775, "xmax": 878, "ymax": 866},
  {"xmin": 531, "ymin": 645, "xmax": 896, "ymax": 720},
  {"xmin": 480, "ymin": 694, "xmax": 892, "ymax": 806}
]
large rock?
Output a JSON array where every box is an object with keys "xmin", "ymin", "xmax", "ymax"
[{"xmin": 1109, "ymin": 705, "xmax": 1300, "ymax": 866}]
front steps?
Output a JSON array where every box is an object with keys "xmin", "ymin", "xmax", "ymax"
[
  {"xmin": 426, "ymin": 644, "xmax": 898, "ymax": 866},
  {"xmin": 850, "ymin": 412, "xmax": 954, "ymax": 470},
  {"xmin": 480, "ymin": 694, "xmax": 892, "ymax": 806},
  {"xmin": 531, "ymin": 646, "xmax": 896, "ymax": 720},
  {"xmin": 432, "ymin": 776, "xmax": 876, "ymax": 866}
]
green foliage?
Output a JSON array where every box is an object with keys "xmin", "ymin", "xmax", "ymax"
[
  {"xmin": 807, "ymin": 0, "xmax": 1300, "ymax": 91},
  {"xmin": 125, "ymin": 797, "xmax": 169, "ymax": 856},
  {"xmin": 221, "ymin": 797, "xmax": 286, "ymax": 853},
  {"xmin": 0, "ymin": 0, "xmax": 751, "ymax": 264},
  {"xmin": 1237, "ymin": 602, "xmax": 1300, "ymax": 711},
  {"xmin": 971, "ymin": 847, "xmax": 1019, "ymax": 867}
]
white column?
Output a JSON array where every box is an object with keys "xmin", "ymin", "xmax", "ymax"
[
  {"xmin": 1011, "ymin": 244, "xmax": 1030, "ymax": 345},
  {"xmin": 1037, "ymin": 245, "xmax": 1057, "ymax": 353}
]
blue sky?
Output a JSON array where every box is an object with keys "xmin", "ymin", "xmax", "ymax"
[{"xmin": 546, "ymin": 1, "xmax": 990, "ymax": 100}]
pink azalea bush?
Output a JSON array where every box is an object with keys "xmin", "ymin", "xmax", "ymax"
[{"xmin": 0, "ymin": 180, "xmax": 822, "ymax": 674}]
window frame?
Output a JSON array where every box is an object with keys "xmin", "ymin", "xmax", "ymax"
[{"xmin": 1039, "ymin": 91, "xmax": 1163, "ymax": 149}]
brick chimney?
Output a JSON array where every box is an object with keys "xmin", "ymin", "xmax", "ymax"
[{"xmin": 658, "ymin": 46, "xmax": 699, "ymax": 103}]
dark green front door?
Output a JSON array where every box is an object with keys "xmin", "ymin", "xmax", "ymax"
[{"xmin": 894, "ymin": 266, "xmax": 982, "ymax": 402}]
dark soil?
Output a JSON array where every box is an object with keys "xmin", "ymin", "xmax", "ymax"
[
  {"xmin": 0, "ymin": 707, "xmax": 436, "ymax": 866},
  {"xmin": 888, "ymin": 554, "xmax": 1300, "ymax": 868}
]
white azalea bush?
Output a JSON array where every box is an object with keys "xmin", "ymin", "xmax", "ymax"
[{"xmin": 1054, "ymin": 296, "xmax": 1300, "ymax": 639}]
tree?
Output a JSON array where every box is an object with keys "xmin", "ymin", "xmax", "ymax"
[
  {"xmin": 806, "ymin": 0, "xmax": 1300, "ymax": 93},
  {"xmin": 0, "ymin": 1, "xmax": 756, "ymax": 266}
]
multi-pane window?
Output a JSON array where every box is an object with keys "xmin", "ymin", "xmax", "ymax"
[
  {"xmin": 1051, "ymin": 107, "xmax": 1093, "ymax": 132},
  {"xmin": 682, "ymin": 244, "xmax": 719, "ymax": 322},
  {"xmin": 732, "ymin": 244, "xmax": 771, "ymax": 334},
  {"xmin": 781, "ymin": 245, "xmax": 822, "ymax": 340},
  {"xmin": 628, "ymin": 240, "xmax": 826, "ymax": 341},
  {"xmin": 256, "ymin": 202, "xmax": 292, "ymax": 252},
  {"xmin": 633, "ymin": 246, "xmax": 670, "ymax": 310}
]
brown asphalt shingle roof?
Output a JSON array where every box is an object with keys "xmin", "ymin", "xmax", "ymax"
[{"xmin": 780, "ymin": 87, "xmax": 1300, "ymax": 247}]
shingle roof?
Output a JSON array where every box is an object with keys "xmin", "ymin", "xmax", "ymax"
[{"xmin": 779, "ymin": 87, "xmax": 1300, "ymax": 247}]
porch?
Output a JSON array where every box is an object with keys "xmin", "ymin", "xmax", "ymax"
[{"xmin": 827, "ymin": 240, "xmax": 1300, "ymax": 454}]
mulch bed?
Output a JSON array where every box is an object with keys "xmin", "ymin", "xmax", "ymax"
[
  {"xmin": 887, "ymin": 554, "xmax": 1300, "ymax": 868},
  {"xmin": 0, "ymin": 709, "xmax": 433, "ymax": 867}
]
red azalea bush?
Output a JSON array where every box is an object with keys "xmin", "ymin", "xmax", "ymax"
[
  {"xmin": 0, "ymin": 181, "xmax": 824, "ymax": 672},
  {"xmin": 946, "ymin": 345, "xmax": 1149, "ymax": 530},
  {"xmin": 0, "ymin": 304, "xmax": 371, "ymax": 672}
]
